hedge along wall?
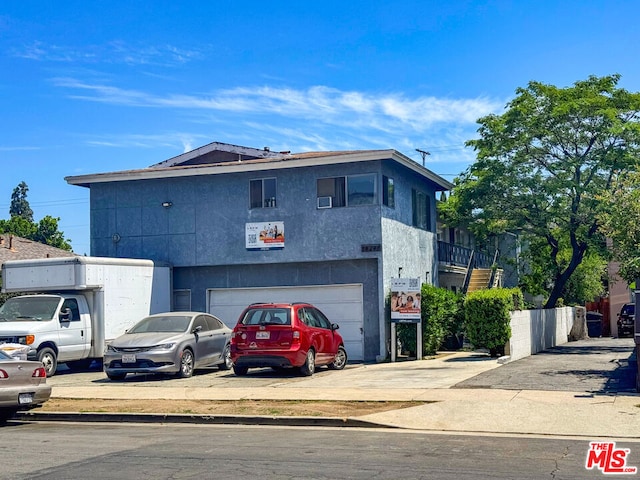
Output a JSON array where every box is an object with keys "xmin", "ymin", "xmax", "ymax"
[
  {"xmin": 506, "ymin": 306, "xmax": 575, "ymax": 361},
  {"xmin": 464, "ymin": 288, "xmax": 523, "ymax": 356}
]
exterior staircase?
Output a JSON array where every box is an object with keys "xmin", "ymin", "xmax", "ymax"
[{"xmin": 465, "ymin": 267, "xmax": 504, "ymax": 293}]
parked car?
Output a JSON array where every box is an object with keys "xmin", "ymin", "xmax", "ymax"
[
  {"xmin": 104, "ymin": 312, "xmax": 232, "ymax": 381},
  {"xmin": 230, "ymin": 302, "xmax": 348, "ymax": 376},
  {"xmin": 0, "ymin": 349, "xmax": 51, "ymax": 422},
  {"xmin": 617, "ymin": 303, "xmax": 635, "ymax": 338}
]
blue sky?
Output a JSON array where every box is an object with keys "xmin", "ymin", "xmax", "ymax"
[{"xmin": 1, "ymin": 1, "xmax": 639, "ymax": 254}]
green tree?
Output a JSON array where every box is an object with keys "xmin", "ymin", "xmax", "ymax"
[
  {"xmin": 10, "ymin": 181, "xmax": 33, "ymax": 222},
  {"xmin": 440, "ymin": 74, "xmax": 640, "ymax": 308},
  {"xmin": 0, "ymin": 182, "xmax": 72, "ymax": 251},
  {"xmin": 598, "ymin": 171, "xmax": 640, "ymax": 283},
  {"xmin": 518, "ymin": 233, "xmax": 607, "ymax": 305}
]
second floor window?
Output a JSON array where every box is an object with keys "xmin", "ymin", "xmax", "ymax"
[
  {"xmin": 412, "ymin": 189, "xmax": 431, "ymax": 231},
  {"xmin": 382, "ymin": 175, "xmax": 395, "ymax": 208},
  {"xmin": 317, "ymin": 173, "xmax": 376, "ymax": 208},
  {"xmin": 250, "ymin": 178, "xmax": 277, "ymax": 208}
]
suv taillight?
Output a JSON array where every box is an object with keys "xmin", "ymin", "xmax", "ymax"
[{"xmin": 292, "ymin": 330, "xmax": 301, "ymax": 343}]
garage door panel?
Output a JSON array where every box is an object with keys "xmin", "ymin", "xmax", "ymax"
[{"xmin": 208, "ymin": 285, "xmax": 363, "ymax": 361}]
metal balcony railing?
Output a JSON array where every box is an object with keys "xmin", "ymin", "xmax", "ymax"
[{"xmin": 437, "ymin": 241, "xmax": 494, "ymax": 269}]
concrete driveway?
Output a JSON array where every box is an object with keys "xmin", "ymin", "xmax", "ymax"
[{"xmin": 454, "ymin": 337, "xmax": 637, "ymax": 393}]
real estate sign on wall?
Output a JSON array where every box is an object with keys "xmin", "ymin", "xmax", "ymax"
[
  {"xmin": 246, "ymin": 222, "xmax": 285, "ymax": 250},
  {"xmin": 390, "ymin": 277, "xmax": 421, "ymax": 322}
]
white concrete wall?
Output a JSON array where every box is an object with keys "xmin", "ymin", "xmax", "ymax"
[{"xmin": 506, "ymin": 307, "xmax": 575, "ymax": 362}]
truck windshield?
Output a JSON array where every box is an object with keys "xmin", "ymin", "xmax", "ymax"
[{"xmin": 0, "ymin": 297, "xmax": 60, "ymax": 322}]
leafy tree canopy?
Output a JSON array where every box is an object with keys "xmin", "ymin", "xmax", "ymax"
[
  {"xmin": 439, "ymin": 74, "xmax": 640, "ymax": 308},
  {"xmin": 10, "ymin": 181, "xmax": 33, "ymax": 222},
  {"xmin": 598, "ymin": 171, "xmax": 640, "ymax": 283},
  {"xmin": 0, "ymin": 182, "xmax": 72, "ymax": 251}
]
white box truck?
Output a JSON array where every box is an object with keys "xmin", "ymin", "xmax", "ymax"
[{"xmin": 0, "ymin": 256, "xmax": 171, "ymax": 376}]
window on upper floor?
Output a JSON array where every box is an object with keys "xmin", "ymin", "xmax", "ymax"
[
  {"xmin": 412, "ymin": 189, "xmax": 431, "ymax": 231},
  {"xmin": 250, "ymin": 178, "xmax": 277, "ymax": 208},
  {"xmin": 382, "ymin": 175, "xmax": 395, "ymax": 208},
  {"xmin": 317, "ymin": 173, "xmax": 376, "ymax": 208}
]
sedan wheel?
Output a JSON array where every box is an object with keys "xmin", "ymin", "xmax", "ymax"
[
  {"xmin": 0, "ymin": 407, "xmax": 18, "ymax": 424},
  {"xmin": 328, "ymin": 346, "xmax": 348, "ymax": 370},
  {"xmin": 177, "ymin": 349, "xmax": 194, "ymax": 378},
  {"xmin": 299, "ymin": 348, "xmax": 315, "ymax": 376},
  {"xmin": 219, "ymin": 344, "xmax": 232, "ymax": 370}
]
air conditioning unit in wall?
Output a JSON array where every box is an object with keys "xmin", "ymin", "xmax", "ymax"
[{"xmin": 317, "ymin": 196, "xmax": 332, "ymax": 209}]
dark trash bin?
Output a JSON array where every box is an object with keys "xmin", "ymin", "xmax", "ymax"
[{"xmin": 586, "ymin": 311, "xmax": 603, "ymax": 338}]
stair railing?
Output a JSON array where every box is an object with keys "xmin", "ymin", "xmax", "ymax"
[
  {"xmin": 462, "ymin": 250, "xmax": 475, "ymax": 294},
  {"xmin": 488, "ymin": 249, "xmax": 500, "ymax": 288}
]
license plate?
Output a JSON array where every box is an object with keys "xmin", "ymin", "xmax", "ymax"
[
  {"xmin": 19, "ymin": 393, "xmax": 34, "ymax": 405},
  {"xmin": 256, "ymin": 331, "xmax": 270, "ymax": 339},
  {"xmin": 122, "ymin": 354, "xmax": 136, "ymax": 363}
]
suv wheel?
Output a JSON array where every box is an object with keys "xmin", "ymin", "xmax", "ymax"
[
  {"xmin": 328, "ymin": 346, "xmax": 347, "ymax": 370},
  {"xmin": 299, "ymin": 348, "xmax": 315, "ymax": 376},
  {"xmin": 233, "ymin": 365, "xmax": 248, "ymax": 376}
]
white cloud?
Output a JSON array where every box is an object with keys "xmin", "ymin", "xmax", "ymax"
[
  {"xmin": 14, "ymin": 41, "xmax": 203, "ymax": 66},
  {"xmin": 53, "ymin": 79, "xmax": 505, "ymax": 133}
]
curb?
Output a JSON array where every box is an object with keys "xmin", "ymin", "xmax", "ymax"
[{"xmin": 13, "ymin": 411, "xmax": 395, "ymax": 429}]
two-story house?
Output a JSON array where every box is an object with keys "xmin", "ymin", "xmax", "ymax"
[{"xmin": 65, "ymin": 142, "xmax": 452, "ymax": 362}]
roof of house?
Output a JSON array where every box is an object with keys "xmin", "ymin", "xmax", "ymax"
[
  {"xmin": 0, "ymin": 234, "xmax": 76, "ymax": 265},
  {"xmin": 65, "ymin": 141, "xmax": 454, "ymax": 191}
]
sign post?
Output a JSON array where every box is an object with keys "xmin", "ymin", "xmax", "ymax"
[{"xmin": 390, "ymin": 277, "xmax": 422, "ymax": 362}]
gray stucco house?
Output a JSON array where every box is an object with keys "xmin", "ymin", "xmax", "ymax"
[{"xmin": 66, "ymin": 142, "xmax": 452, "ymax": 362}]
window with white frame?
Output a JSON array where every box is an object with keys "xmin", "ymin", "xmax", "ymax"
[
  {"xmin": 317, "ymin": 174, "xmax": 376, "ymax": 208},
  {"xmin": 250, "ymin": 178, "xmax": 277, "ymax": 208}
]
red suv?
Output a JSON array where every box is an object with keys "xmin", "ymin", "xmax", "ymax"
[{"xmin": 230, "ymin": 302, "xmax": 347, "ymax": 376}]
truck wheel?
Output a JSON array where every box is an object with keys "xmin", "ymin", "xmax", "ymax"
[
  {"xmin": 176, "ymin": 349, "xmax": 194, "ymax": 378},
  {"xmin": 219, "ymin": 344, "xmax": 232, "ymax": 371},
  {"xmin": 37, "ymin": 348, "xmax": 57, "ymax": 377}
]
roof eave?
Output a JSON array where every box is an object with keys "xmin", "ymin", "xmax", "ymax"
[{"xmin": 65, "ymin": 149, "xmax": 453, "ymax": 191}]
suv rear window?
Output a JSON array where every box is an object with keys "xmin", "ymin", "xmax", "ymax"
[
  {"xmin": 240, "ymin": 308, "xmax": 291, "ymax": 326},
  {"xmin": 621, "ymin": 304, "xmax": 635, "ymax": 316}
]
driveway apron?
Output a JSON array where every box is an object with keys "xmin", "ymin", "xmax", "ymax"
[{"xmin": 453, "ymin": 337, "xmax": 637, "ymax": 393}]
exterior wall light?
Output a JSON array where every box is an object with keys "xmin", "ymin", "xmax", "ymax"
[{"xmin": 162, "ymin": 201, "xmax": 173, "ymax": 208}]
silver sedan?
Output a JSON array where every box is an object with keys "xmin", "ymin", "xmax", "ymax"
[
  {"xmin": 0, "ymin": 349, "xmax": 52, "ymax": 422},
  {"xmin": 104, "ymin": 312, "xmax": 232, "ymax": 381}
]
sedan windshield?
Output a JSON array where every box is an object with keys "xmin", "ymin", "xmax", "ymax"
[{"xmin": 128, "ymin": 315, "xmax": 191, "ymax": 333}]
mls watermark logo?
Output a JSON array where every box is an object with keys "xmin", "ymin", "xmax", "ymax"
[{"xmin": 585, "ymin": 442, "xmax": 637, "ymax": 474}]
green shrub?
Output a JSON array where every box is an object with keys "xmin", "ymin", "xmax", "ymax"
[
  {"xmin": 397, "ymin": 284, "xmax": 463, "ymax": 357},
  {"xmin": 463, "ymin": 288, "xmax": 523, "ymax": 357}
]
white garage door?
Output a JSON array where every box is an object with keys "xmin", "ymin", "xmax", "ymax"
[{"xmin": 208, "ymin": 284, "xmax": 364, "ymax": 361}]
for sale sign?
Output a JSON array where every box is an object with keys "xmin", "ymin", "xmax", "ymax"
[{"xmin": 390, "ymin": 278, "xmax": 421, "ymax": 323}]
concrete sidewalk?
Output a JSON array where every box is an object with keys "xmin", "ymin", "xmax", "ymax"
[{"xmin": 27, "ymin": 346, "xmax": 639, "ymax": 439}]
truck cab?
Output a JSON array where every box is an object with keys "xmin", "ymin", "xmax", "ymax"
[{"xmin": 0, "ymin": 294, "xmax": 92, "ymax": 376}]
